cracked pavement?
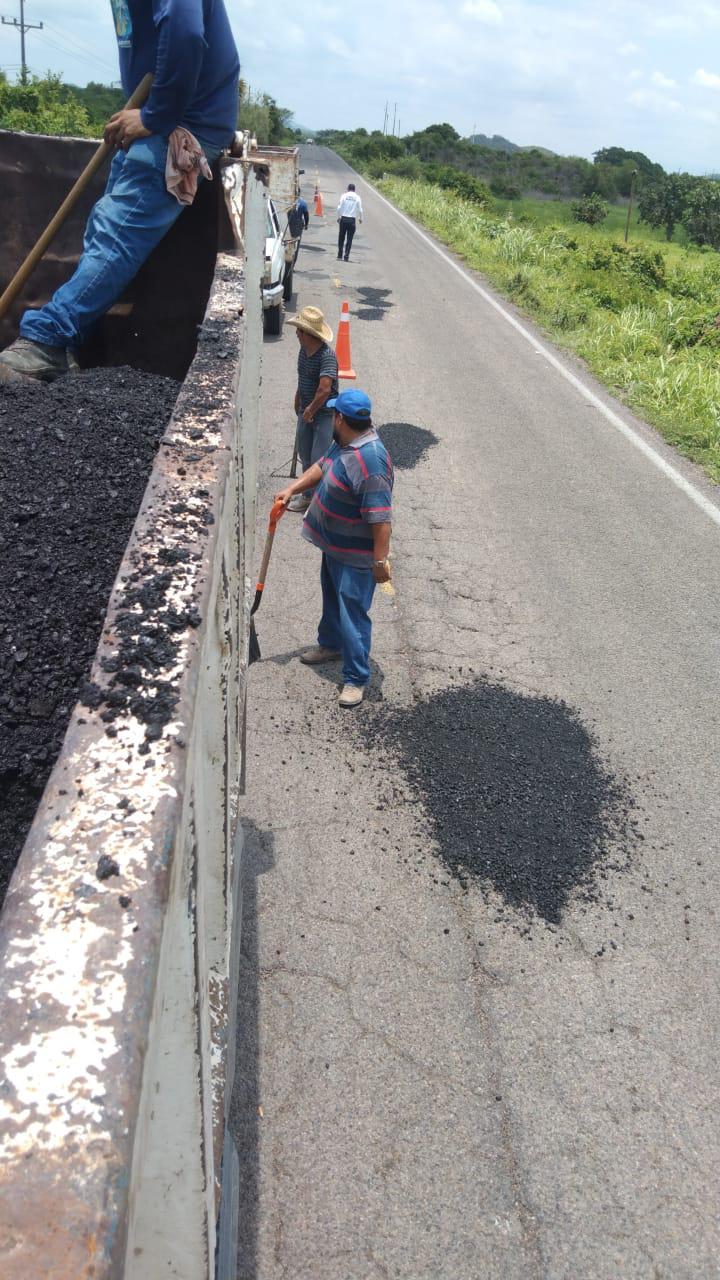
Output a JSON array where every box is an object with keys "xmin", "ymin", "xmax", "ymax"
[{"xmin": 231, "ymin": 148, "xmax": 720, "ymax": 1278}]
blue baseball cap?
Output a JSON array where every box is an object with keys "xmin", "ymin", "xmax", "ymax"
[{"xmin": 326, "ymin": 389, "xmax": 372, "ymax": 422}]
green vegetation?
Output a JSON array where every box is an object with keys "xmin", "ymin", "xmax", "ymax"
[
  {"xmin": 237, "ymin": 80, "xmax": 299, "ymax": 146},
  {"xmin": 570, "ymin": 193, "xmax": 609, "ymax": 226},
  {"xmin": 319, "ymin": 126, "xmax": 665, "ymax": 203},
  {"xmin": 0, "ymin": 70, "xmax": 298, "ymax": 146},
  {"xmin": 376, "ymin": 177, "xmax": 720, "ymax": 482},
  {"xmin": 0, "ymin": 71, "xmax": 97, "ymax": 137}
]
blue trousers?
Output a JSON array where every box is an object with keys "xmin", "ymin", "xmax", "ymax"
[
  {"xmin": 21, "ymin": 135, "xmax": 218, "ymax": 349},
  {"xmin": 318, "ymin": 553, "xmax": 376, "ymax": 686},
  {"xmin": 296, "ymin": 408, "xmax": 334, "ymax": 473}
]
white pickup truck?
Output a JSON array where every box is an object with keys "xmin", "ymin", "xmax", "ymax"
[
  {"xmin": 254, "ymin": 143, "xmax": 303, "ymax": 335},
  {"xmin": 230, "ymin": 137, "xmax": 303, "ymax": 335}
]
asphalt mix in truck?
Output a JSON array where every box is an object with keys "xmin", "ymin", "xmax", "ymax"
[{"xmin": 0, "ymin": 367, "xmax": 179, "ymax": 908}]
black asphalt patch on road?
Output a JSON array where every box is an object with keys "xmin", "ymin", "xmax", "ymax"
[
  {"xmin": 364, "ymin": 678, "xmax": 640, "ymax": 926},
  {"xmin": 377, "ymin": 422, "xmax": 439, "ymax": 470},
  {"xmin": 0, "ymin": 367, "xmax": 178, "ymax": 909},
  {"xmin": 354, "ymin": 286, "xmax": 393, "ymax": 322}
]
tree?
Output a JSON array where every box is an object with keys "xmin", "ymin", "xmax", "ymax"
[
  {"xmin": 637, "ymin": 173, "xmax": 693, "ymax": 241},
  {"xmin": 682, "ymin": 179, "xmax": 720, "ymax": 249},
  {"xmin": 0, "ymin": 72, "xmax": 93, "ymax": 137},
  {"xmin": 593, "ymin": 146, "xmax": 664, "ymax": 182},
  {"xmin": 570, "ymin": 193, "xmax": 608, "ymax": 226}
]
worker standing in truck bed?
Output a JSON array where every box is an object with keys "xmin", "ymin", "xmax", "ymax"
[{"xmin": 0, "ymin": 0, "xmax": 239, "ymax": 385}]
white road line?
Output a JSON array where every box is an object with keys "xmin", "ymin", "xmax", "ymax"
[{"xmin": 360, "ymin": 176, "xmax": 720, "ymax": 532}]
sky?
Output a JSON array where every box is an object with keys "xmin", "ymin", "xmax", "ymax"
[{"xmin": 2, "ymin": 0, "xmax": 720, "ymax": 172}]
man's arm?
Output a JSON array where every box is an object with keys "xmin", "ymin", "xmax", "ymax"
[
  {"xmin": 302, "ymin": 375, "xmax": 333, "ymax": 423},
  {"xmin": 105, "ymin": 1, "xmax": 206, "ymax": 148},
  {"xmin": 371, "ymin": 522, "xmax": 392, "ymax": 582},
  {"xmin": 142, "ymin": 0, "xmax": 206, "ymax": 136},
  {"xmin": 357, "ymin": 196, "xmax": 364, "ymax": 223}
]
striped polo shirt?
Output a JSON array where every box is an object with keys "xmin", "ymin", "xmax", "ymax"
[
  {"xmin": 297, "ymin": 342, "xmax": 338, "ymax": 411},
  {"xmin": 302, "ymin": 428, "xmax": 394, "ymax": 567}
]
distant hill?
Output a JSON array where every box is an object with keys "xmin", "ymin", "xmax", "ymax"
[{"xmin": 469, "ymin": 133, "xmax": 556, "ymax": 157}]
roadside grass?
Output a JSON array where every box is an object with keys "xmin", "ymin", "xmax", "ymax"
[
  {"xmin": 377, "ymin": 178, "xmax": 720, "ymax": 484},
  {"xmin": 497, "ymin": 195, "xmax": 690, "ymax": 245}
]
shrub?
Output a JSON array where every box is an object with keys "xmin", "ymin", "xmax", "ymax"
[{"xmin": 571, "ymin": 193, "xmax": 609, "ymax": 226}]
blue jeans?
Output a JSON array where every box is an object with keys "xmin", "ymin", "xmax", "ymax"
[
  {"xmin": 318, "ymin": 553, "xmax": 376, "ymax": 686},
  {"xmin": 21, "ymin": 134, "xmax": 219, "ymax": 349},
  {"xmin": 296, "ymin": 408, "xmax": 334, "ymax": 473}
]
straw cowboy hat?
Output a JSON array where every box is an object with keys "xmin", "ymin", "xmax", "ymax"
[{"xmin": 287, "ymin": 305, "xmax": 333, "ymax": 343}]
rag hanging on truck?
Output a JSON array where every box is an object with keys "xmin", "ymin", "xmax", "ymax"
[{"xmin": 249, "ymin": 498, "xmax": 287, "ymax": 664}]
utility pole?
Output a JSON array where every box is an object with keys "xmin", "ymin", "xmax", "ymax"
[
  {"xmin": 1, "ymin": 0, "xmax": 43, "ymax": 85},
  {"xmin": 397, "ymin": 118, "xmax": 401, "ymax": 138},
  {"xmin": 392, "ymin": 102, "xmax": 397, "ymax": 136},
  {"xmin": 624, "ymin": 169, "xmax": 638, "ymax": 244},
  {"xmin": 383, "ymin": 101, "xmax": 388, "ymax": 135}
]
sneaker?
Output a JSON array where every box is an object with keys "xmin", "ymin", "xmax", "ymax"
[
  {"xmin": 339, "ymin": 683, "xmax": 364, "ymax": 708},
  {"xmin": 344, "ymin": 255, "xmax": 350, "ymax": 261},
  {"xmin": 300, "ymin": 645, "xmax": 341, "ymax": 665},
  {"xmin": 287, "ymin": 493, "xmax": 311, "ymax": 513},
  {"xmin": 0, "ymin": 338, "xmax": 75, "ymax": 383}
]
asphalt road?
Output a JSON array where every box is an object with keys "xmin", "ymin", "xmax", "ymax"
[{"xmin": 232, "ymin": 147, "xmax": 720, "ymax": 1279}]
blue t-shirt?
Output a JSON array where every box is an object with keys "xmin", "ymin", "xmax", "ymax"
[
  {"xmin": 110, "ymin": 0, "xmax": 239, "ymax": 150},
  {"xmin": 302, "ymin": 429, "xmax": 394, "ymax": 568}
]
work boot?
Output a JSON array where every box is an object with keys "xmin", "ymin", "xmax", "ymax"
[
  {"xmin": 0, "ymin": 338, "xmax": 74, "ymax": 383},
  {"xmin": 339, "ymin": 684, "xmax": 364, "ymax": 708},
  {"xmin": 300, "ymin": 645, "xmax": 341, "ymax": 665}
]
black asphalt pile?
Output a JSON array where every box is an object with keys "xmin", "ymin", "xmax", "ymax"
[
  {"xmin": 354, "ymin": 287, "xmax": 393, "ymax": 322},
  {"xmin": 363, "ymin": 678, "xmax": 640, "ymax": 926},
  {"xmin": 0, "ymin": 367, "xmax": 179, "ymax": 907},
  {"xmin": 378, "ymin": 422, "xmax": 439, "ymax": 470}
]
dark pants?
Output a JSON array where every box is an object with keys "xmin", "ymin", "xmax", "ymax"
[{"xmin": 338, "ymin": 216, "xmax": 356, "ymax": 259}]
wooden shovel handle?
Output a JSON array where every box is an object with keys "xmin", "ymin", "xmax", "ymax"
[{"xmin": 0, "ymin": 73, "xmax": 154, "ymax": 322}]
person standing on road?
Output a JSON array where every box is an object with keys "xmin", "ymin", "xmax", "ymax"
[
  {"xmin": 275, "ymin": 389, "xmax": 393, "ymax": 709},
  {"xmin": 0, "ymin": 0, "xmax": 239, "ymax": 384},
  {"xmin": 286, "ymin": 306, "xmax": 339, "ymax": 513},
  {"xmin": 287, "ymin": 195, "xmax": 310, "ymax": 239},
  {"xmin": 336, "ymin": 182, "xmax": 363, "ymax": 262}
]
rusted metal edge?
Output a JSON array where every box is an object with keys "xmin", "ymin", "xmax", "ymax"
[{"xmin": 0, "ymin": 252, "xmax": 248, "ymax": 1279}]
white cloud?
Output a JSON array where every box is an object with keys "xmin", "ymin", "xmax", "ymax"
[
  {"xmin": 694, "ymin": 67, "xmax": 720, "ymax": 88},
  {"xmin": 462, "ymin": 0, "xmax": 503, "ymax": 23},
  {"xmin": 629, "ymin": 89, "xmax": 682, "ymax": 113},
  {"xmin": 627, "ymin": 69, "xmax": 643, "ymax": 82},
  {"xmin": 619, "ymin": 42, "xmax": 640, "ymax": 56},
  {"xmin": 651, "ymin": 70, "xmax": 676, "ymax": 88}
]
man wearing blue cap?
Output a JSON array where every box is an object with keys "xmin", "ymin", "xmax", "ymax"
[{"xmin": 276, "ymin": 389, "xmax": 393, "ymax": 708}]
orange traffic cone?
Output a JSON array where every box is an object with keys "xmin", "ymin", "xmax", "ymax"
[
  {"xmin": 314, "ymin": 189, "xmax": 324, "ymax": 216},
  {"xmin": 335, "ymin": 300, "xmax": 356, "ymax": 380}
]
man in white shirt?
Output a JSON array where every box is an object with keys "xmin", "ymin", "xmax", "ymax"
[{"xmin": 336, "ymin": 183, "xmax": 364, "ymax": 261}]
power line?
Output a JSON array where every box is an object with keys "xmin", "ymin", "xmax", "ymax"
[
  {"xmin": 1, "ymin": 1, "xmax": 43, "ymax": 85},
  {"xmin": 33, "ymin": 28, "xmax": 116, "ymax": 79}
]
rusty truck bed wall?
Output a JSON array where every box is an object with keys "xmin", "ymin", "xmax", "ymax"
[
  {"xmin": 0, "ymin": 153, "xmax": 265, "ymax": 1278},
  {"xmin": 0, "ymin": 130, "xmax": 235, "ymax": 380}
]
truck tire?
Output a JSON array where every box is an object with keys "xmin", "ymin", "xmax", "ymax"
[
  {"xmin": 263, "ymin": 303, "xmax": 282, "ymax": 336},
  {"xmin": 283, "ymin": 266, "xmax": 293, "ymax": 303}
]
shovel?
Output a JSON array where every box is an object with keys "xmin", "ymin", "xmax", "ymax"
[
  {"xmin": 249, "ymin": 498, "xmax": 287, "ymax": 664},
  {"xmin": 0, "ymin": 73, "xmax": 153, "ymax": 323}
]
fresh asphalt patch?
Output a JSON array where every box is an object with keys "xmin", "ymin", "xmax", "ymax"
[
  {"xmin": 362, "ymin": 676, "xmax": 642, "ymax": 928},
  {"xmin": 377, "ymin": 422, "xmax": 439, "ymax": 470},
  {"xmin": 353, "ymin": 286, "xmax": 393, "ymax": 322},
  {"xmin": 0, "ymin": 367, "xmax": 178, "ymax": 908}
]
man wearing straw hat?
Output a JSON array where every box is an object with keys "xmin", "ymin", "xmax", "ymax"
[{"xmin": 286, "ymin": 305, "xmax": 339, "ymax": 513}]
